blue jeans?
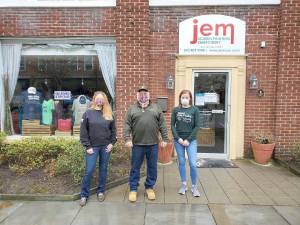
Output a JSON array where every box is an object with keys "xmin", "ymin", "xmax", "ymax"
[
  {"xmin": 80, "ymin": 146, "xmax": 111, "ymax": 198},
  {"xmin": 174, "ymin": 140, "xmax": 198, "ymax": 185},
  {"xmin": 129, "ymin": 144, "xmax": 158, "ymax": 191}
]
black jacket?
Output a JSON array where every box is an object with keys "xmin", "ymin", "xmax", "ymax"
[{"xmin": 80, "ymin": 109, "xmax": 117, "ymax": 149}]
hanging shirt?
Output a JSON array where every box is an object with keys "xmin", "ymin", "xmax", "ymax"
[
  {"xmin": 42, "ymin": 99, "xmax": 54, "ymax": 125},
  {"xmin": 72, "ymin": 95, "xmax": 90, "ymax": 125},
  {"xmin": 22, "ymin": 90, "xmax": 42, "ymax": 120}
]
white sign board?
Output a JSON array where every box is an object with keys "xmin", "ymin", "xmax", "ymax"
[
  {"xmin": 54, "ymin": 91, "xmax": 71, "ymax": 100},
  {"xmin": 179, "ymin": 15, "xmax": 245, "ymax": 55}
]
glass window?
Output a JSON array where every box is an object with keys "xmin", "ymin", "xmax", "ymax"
[{"xmin": 11, "ymin": 52, "xmax": 108, "ymax": 136}]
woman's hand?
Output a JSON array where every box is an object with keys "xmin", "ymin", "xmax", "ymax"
[
  {"xmin": 106, "ymin": 144, "xmax": 113, "ymax": 153},
  {"xmin": 178, "ymin": 138, "xmax": 184, "ymax": 145},
  {"xmin": 183, "ymin": 140, "xmax": 190, "ymax": 147},
  {"xmin": 86, "ymin": 148, "xmax": 94, "ymax": 154}
]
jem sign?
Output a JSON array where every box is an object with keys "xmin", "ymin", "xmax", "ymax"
[{"xmin": 179, "ymin": 15, "xmax": 245, "ymax": 55}]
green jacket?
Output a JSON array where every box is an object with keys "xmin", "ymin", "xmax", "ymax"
[
  {"xmin": 123, "ymin": 102, "xmax": 168, "ymax": 145},
  {"xmin": 171, "ymin": 106, "xmax": 200, "ymax": 142}
]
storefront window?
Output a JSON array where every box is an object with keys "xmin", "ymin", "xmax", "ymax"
[{"xmin": 11, "ymin": 53, "xmax": 108, "ymax": 136}]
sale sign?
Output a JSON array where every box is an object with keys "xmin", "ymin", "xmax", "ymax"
[{"xmin": 179, "ymin": 15, "xmax": 245, "ymax": 55}]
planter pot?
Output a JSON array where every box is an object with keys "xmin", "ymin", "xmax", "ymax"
[
  {"xmin": 251, "ymin": 141, "xmax": 275, "ymax": 165},
  {"xmin": 158, "ymin": 143, "xmax": 174, "ymax": 164}
]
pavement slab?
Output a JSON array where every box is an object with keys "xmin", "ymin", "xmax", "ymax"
[
  {"xmin": 0, "ymin": 201, "xmax": 79, "ymax": 225},
  {"xmin": 0, "ymin": 201, "xmax": 23, "ymax": 223},
  {"xmin": 72, "ymin": 202, "xmax": 145, "ymax": 225},
  {"xmin": 274, "ymin": 206, "xmax": 300, "ymax": 225},
  {"xmin": 210, "ymin": 204, "xmax": 290, "ymax": 225},
  {"xmin": 145, "ymin": 203, "xmax": 216, "ymax": 225}
]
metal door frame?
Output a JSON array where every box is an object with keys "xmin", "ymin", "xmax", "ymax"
[{"xmin": 192, "ymin": 69, "xmax": 231, "ymax": 159}]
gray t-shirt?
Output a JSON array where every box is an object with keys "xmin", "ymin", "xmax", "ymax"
[{"xmin": 72, "ymin": 95, "xmax": 90, "ymax": 125}]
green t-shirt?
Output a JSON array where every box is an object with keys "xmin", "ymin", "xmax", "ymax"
[
  {"xmin": 171, "ymin": 106, "xmax": 200, "ymax": 141},
  {"xmin": 42, "ymin": 99, "xmax": 54, "ymax": 125}
]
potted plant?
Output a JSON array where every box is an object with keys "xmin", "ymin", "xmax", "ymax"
[
  {"xmin": 251, "ymin": 132, "xmax": 275, "ymax": 165},
  {"xmin": 158, "ymin": 135, "xmax": 174, "ymax": 164}
]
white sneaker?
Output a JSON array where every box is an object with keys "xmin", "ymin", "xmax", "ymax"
[
  {"xmin": 178, "ymin": 184, "xmax": 188, "ymax": 195},
  {"xmin": 191, "ymin": 186, "xmax": 200, "ymax": 197}
]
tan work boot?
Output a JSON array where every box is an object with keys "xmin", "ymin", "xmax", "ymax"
[
  {"xmin": 145, "ymin": 189, "xmax": 156, "ymax": 200},
  {"xmin": 129, "ymin": 191, "xmax": 137, "ymax": 202}
]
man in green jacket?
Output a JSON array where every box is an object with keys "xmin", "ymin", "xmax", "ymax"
[{"xmin": 124, "ymin": 85, "xmax": 168, "ymax": 202}]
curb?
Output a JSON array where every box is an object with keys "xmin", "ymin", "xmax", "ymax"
[{"xmin": 0, "ymin": 175, "xmax": 131, "ymax": 201}]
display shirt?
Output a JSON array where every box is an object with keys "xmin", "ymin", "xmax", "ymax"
[
  {"xmin": 42, "ymin": 99, "xmax": 55, "ymax": 125},
  {"xmin": 72, "ymin": 95, "xmax": 91, "ymax": 125},
  {"xmin": 22, "ymin": 89, "xmax": 42, "ymax": 120}
]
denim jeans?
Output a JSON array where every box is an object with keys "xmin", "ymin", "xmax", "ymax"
[
  {"xmin": 129, "ymin": 144, "xmax": 158, "ymax": 191},
  {"xmin": 80, "ymin": 146, "xmax": 111, "ymax": 198},
  {"xmin": 174, "ymin": 139, "xmax": 198, "ymax": 185}
]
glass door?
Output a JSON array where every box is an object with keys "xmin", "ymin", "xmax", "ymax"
[{"xmin": 193, "ymin": 71, "xmax": 229, "ymax": 159}]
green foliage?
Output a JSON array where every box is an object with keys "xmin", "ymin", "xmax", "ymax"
[
  {"xmin": 1, "ymin": 137, "xmax": 84, "ymax": 176},
  {"xmin": 293, "ymin": 142, "xmax": 300, "ymax": 165},
  {"xmin": 0, "ymin": 137, "xmax": 130, "ymax": 184},
  {"xmin": 54, "ymin": 140, "xmax": 85, "ymax": 183},
  {"xmin": 0, "ymin": 132, "xmax": 6, "ymax": 147}
]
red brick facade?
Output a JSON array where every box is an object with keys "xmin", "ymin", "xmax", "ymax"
[{"xmin": 0, "ymin": 0, "xmax": 299, "ymax": 160}]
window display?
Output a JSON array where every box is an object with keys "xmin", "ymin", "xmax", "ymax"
[{"xmin": 11, "ymin": 53, "xmax": 108, "ymax": 136}]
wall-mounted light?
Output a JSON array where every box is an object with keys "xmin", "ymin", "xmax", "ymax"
[
  {"xmin": 166, "ymin": 75, "xmax": 174, "ymax": 90},
  {"xmin": 249, "ymin": 74, "xmax": 258, "ymax": 89}
]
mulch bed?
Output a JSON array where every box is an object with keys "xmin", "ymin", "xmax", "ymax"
[{"xmin": 0, "ymin": 161, "xmax": 131, "ymax": 195}]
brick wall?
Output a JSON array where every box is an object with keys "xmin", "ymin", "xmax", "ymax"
[
  {"xmin": 274, "ymin": 0, "xmax": 300, "ymax": 160},
  {"xmin": 0, "ymin": 2, "xmax": 298, "ymax": 159},
  {"xmin": 0, "ymin": 8, "xmax": 115, "ymax": 36},
  {"xmin": 115, "ymin": 0, "xmax": 151, "ymax": 139},
  {"xmin": 149, "ymin": 6, "xmax": 280, "ymax": 156}
]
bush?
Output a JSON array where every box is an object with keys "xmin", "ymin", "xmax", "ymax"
[
  {"xmin": 54, "ymin": 140, "xmax": 85, "ymax": 183},
  {"xmin": 293, "ymin": 142, "xmax": 300, "ymax": 165},
  {"xmin": 0, "ymin": 132, "xmax": 6, "ymax": 147},
  {"xmin": 1, "ymin": 137, "xmax": 83, "ymax": 175},
  {"xmin": 0, "ymin": 137, "xmax": 130, "ymax": 184}
]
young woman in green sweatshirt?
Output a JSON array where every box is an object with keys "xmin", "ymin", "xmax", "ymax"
[{"xmin": 171, "ymin": 90, "xmax": 201, "ymax": 197}]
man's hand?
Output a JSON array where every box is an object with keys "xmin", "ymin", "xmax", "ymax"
[
  {"xmin": 105, "ymin": 144, "xmax": 113, "ymax": 152},
  {"xmin": 125, "ymin": 141, "xmax": 133, "ymax": 148},
  {"xmin": 86, "ymin": 148, "xmax": 94, "ymax": 154},
  {"xmin": 160, "ymin": 141, "xmax": 168, "ymax": 148},
  {"xmin": 182, "ymin": 140, "xmax": 190, "ymax": 147}
]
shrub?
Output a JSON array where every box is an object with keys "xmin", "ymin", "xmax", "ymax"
[
  {"xmin": 2, "ymin": 137, "xmax": 81, "ymax": 174},
  {"xmin": 54, "ymin": 140, "xmax": 85, "ymax": 183},
  {"xmin": 0, "ymin": 137, "xmax": 130, "ymax": 184},
  {"xmin": 0, "ymin": 132, "xmax": 6, "ymax": 147},
  {"xmin": 293, "ymin": 142, "xmax": 300, "ymax": 165}
]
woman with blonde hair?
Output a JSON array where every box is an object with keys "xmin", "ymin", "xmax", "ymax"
[{"xmin": 79, "ymin": 91, "xmax": 116, "ymax": 206}]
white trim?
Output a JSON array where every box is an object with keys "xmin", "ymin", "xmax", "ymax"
[
  {"xmin": 150, "ymin": 0, "xmax": 280, "ymax": 6},
  {"xmin": 0, "ymin": 0, "xmax": 116, "ymax": 8},
  {"xmin": 22, "ymin": 48, "xmax": 97, "ymax": 56}
]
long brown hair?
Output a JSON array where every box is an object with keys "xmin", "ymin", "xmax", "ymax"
[
  {"xmin": 90, "ymin": 91, "xmax": 113, "ymax": 120},
  {"xmin": 178, "ymin": 90, "xmax": 193, "ymax": 107}
]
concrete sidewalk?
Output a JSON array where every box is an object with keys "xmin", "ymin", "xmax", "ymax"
[{"xmin": 1, "ymin": 160, "xmax": 300, "ymax": 225}]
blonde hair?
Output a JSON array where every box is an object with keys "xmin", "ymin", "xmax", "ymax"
[{"xmin": 90, "ymin": 91, "xmax": 113, "ymax": 120}]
